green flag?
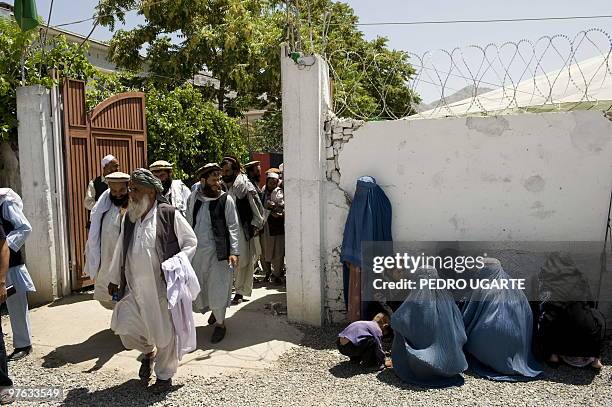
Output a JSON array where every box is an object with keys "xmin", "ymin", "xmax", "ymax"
[{"xmin": 14, "ymin": 0, "xmax": 41, "ymax": 32}]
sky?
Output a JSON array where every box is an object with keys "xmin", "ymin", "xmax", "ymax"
[{"xmin": 7, "ymin": 0, "xmax": 612, "ymax": 103}]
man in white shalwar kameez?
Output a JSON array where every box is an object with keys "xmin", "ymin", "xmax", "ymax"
[
  {"xmin": 220, "ymin": 156, "xmax": 263, "ymax": 305},
  {"xmin": 84, "ymin": 172, "xmax": 130, "ymax": 310},
  {"xmin": 187, "ymin": 163, "xmax": 240, "ymax": 344},
  {"xmin": 107, "ymin": 169, "xmax": 197, "ymax": 393}
]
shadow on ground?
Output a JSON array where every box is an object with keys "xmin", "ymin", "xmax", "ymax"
[
  {"xmin": 375, "ymin": 367, "xmax": 457, "ymax": 391},
  {"xmin": 48, "ymin": 292, "xmax": 94, "ymax": 307},
  {"xmin": 192, "ymin": 291, "xmax": 301, "ymax": 361},
  {"xmin": 42, "ymin": 329, "xmax": 125, "ymax": 372},
  {"xmin": 329, "ymin": 361, "xmax": 384, "ymax": 379},
  {"xmin": 60, "ymin": 379, "xmax": 183, "ymax": 407}
]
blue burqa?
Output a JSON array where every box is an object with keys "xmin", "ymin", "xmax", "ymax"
[
  {"xmin": 391, "ymin": 267, "xmax": 468, "ymax": 388},
  {"xmin": 461, "ymin": 258, "xmax": 543, "ymax": 381},
  {"xmin": 340, "ymin": 176, "xmax": 392, "ymax": 316}
]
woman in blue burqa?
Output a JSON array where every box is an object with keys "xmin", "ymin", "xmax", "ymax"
[
  {"xmin": 461, "ymin": 258, "xmax": 543, "ymax": 381},
  {"xmin": 390, "ymin": 266, "xmax": 468, "ymax": 388},
  {"xmin": 341, "ymin": 176, "xmax": 392, "ymax": 321}
]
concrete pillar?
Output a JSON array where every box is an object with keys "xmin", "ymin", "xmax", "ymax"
[
  {"xmin": 17, "ymin": 85, "xmax": 61, "ymax": 304},
  {"xmin": 281, "ymin": 46, "xmax": 330, "ymax": 326}
]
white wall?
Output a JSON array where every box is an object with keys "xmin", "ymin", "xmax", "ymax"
[
  {"xmin": 17, "ymin": 85, "xmax": 70, "ymax": 305},
  {"xmin": 323, "ymin": 110, "xmax": 612, "ymax": 323},
  {"xmin": 281, "ymin": 48, "xmax": 330, "ymax": 326},
  {"xmin": 339, "ymin": 112, "xmax": 612, "ymax": 242}
]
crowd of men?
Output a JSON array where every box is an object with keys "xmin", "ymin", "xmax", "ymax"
[{"xmin": 0, "ymin": 154, "xmax": 285, "ymax": 400}]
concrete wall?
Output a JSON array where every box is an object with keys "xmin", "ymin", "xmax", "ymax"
[
  {"xmin": 281, "ymin": 48, "xmax": 330, "ymax": 326},
  {"xmin": 17, "ymin": 85, "xmax": 71, "ymax": 305},
  {"xmin": 322, "ymin": 110, "xmax": 612, "ymax": 322}
]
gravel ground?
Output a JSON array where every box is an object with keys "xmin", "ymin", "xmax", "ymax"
[{"xmin": 5, "ymin": 326, "xmax": 612, "ymax": 407}]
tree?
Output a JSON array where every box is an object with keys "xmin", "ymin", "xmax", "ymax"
[
  {"xmin": 0, "ymin": 17, "xmax": 95, "ymax": 144},
  {"xmin": 98, "ymin": 0, "xmax": 284, "ymax": 113},
  {"xmin": 87, "ymin": 75, "xmax": 247, "ymax": 182},
  {"xmin": 248, "ymin": 109, "xmax": 283, "ymax": 153},
  {"xmin": 96, "ymin": 0, "xmax": 420, "ymax": 121},
  {"xmin": 146, "ymin": 84, "xmax": 247, "ymax": 181}
]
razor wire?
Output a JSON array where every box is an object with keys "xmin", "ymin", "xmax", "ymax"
[{"xmin": 324, "ymin": 28, "xmax": 612, "ymax": 120}]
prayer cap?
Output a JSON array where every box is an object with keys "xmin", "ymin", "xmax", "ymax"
[
  {"xmin": 279, "ymin": 163, "xmax": 284, "ymax": 173},
  {"xmin": 101, "ymin": 154, "xmax": 116, "ymax": 168},
  {"xmin": 197, "ymin": 163, "xmax": 222, "ymax": 178},
  {"xmin": 244, "ymin": 160, "xmax": 261, "ymax": 169},
  {"xmin": 131, "ymin": 168, "xmax": 164, "ymax": 192},
  {"xmin": 149, "ymin": 160, "xmax": 173, "ymax": 171},
  {"xmin": 221, "ymin": 155, "xmax": 242, "ymax": 169},
  {"xmin": 105, "ymin": 171, "xmax": 130, "ymax": 183}
]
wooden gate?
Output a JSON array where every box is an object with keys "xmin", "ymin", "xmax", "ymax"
[{"xmin": 61, "ymin": 78, "xmax": 147, "ymax": 290}]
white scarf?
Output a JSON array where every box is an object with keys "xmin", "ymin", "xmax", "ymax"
[
  {"xmin": 168, "ymin": 180, "xmax": 187, "ymax": 212},
  {"xmin": 84, "ymin": 189, "xmax": 113, "ymax": 279},
  {"xmin": 0, "ymin": 188, "xmax": 23, "ymax": 210},
  {"xmin": 162, "ymin": 251, "xmax": 201, "ymax": 360}
]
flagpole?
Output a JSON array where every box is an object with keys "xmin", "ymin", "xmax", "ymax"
[{"xmin": 20, "ymin": 51, "xmax": 25, "ymax": 84}]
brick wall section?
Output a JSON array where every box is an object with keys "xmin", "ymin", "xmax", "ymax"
[
  {"xmin": 322, "ymin": 114, "xmax": 364, "ymax": 324},
  {"xmin": 324, "ymin": 114, "xmax": 364, "ymax": 184}
]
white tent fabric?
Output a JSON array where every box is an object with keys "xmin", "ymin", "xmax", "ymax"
[{"xmin": 416, "ymin": 53, "xmax": 612, "ymax": 118}]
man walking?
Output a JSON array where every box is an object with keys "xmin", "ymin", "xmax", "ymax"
[
  {"xmin": 84, "ymin": 172, "xmax": 130, "ymax": 310},
  {"xmin": 107, "ymin": 169, "xmax": 197, "ymax": 393},
  {"xmin": 220, "ymin": 157, "xmax": 263, "ymax": 305},
  {"xmin": 187, "ymin": 164, "xmax": 240, "ymax": 343}
]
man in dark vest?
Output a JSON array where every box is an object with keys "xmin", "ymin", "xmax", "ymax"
[
  {"xmin": 85, "ymin": 155, "xmax": 120, "ymax": 232},
  {"xmin": 220, "ymin": 157, "xmax": 263, "ymax": 305},
  {"xmin": 107, "ymin": 169, "xmax": 197, "ymax": 393},
  {"xmin": 0, "ymin": 188, "xmax": 35, "ymax": 362},
  {"xmin": 187, "ymin": 163, "xmax": 240, "ymax": 343}
]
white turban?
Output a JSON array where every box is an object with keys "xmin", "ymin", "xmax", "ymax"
[
  {"xmin": 266, "ymin": 172, "xmax": 280, "ymax": 180},
  {"xmin": 101, "ymin": 154, "xmax": 116, "ymax": 168}
]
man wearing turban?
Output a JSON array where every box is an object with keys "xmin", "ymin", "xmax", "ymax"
[{"xmin": 107, "ymin": 169, "xmax": 197, "ymax": 393}]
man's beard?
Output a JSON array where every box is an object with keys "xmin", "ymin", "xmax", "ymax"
[
  {"xmin": 222, "ymin": 174, "xmax": 237, "ymax": 184},
  {"xmin": 250, "ymin": 174, "xmax": 261, "ymax": 183},
  {"xmin": 127, "ymin": 194, "xmax": 151, "ymax": 223},
  {"xmin": 109, "ymin": 194, "xmax": 129, "ymax": 208},
  {"xmin": 201, "ymin": 183, "xmax": 220, "ymax": 198},
  {"xmin": 162, "ymin": 178, "xmax": 172, "ymax": 195}
]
